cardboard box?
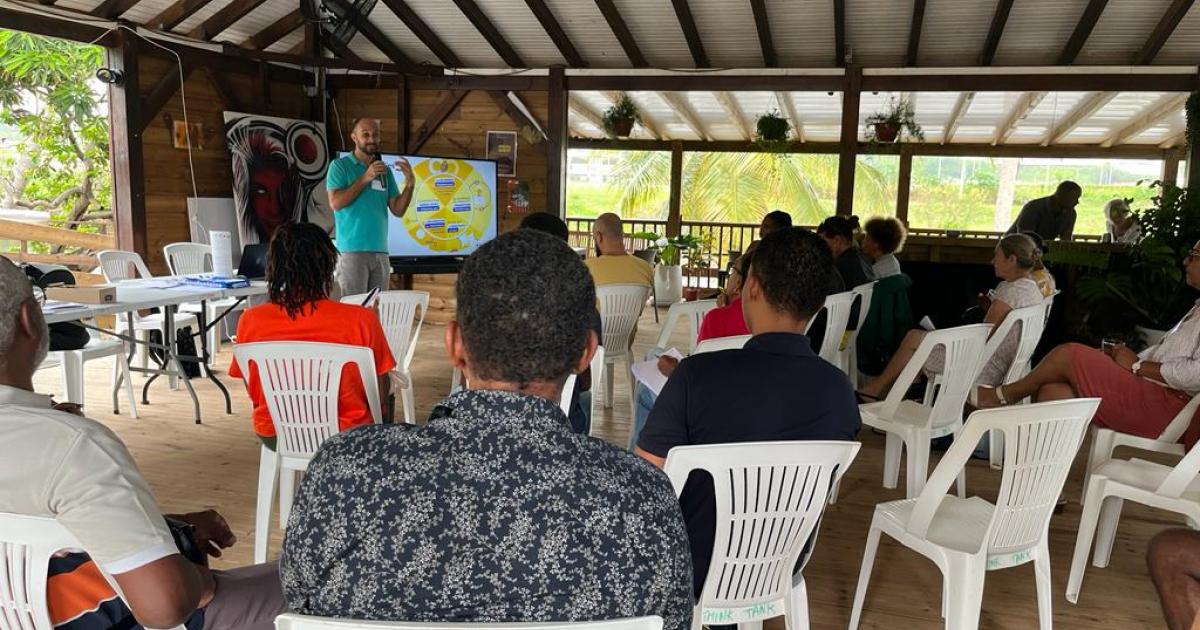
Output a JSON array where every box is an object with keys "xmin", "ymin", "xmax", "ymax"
[{"xmin": 45, "ymin": 284, "xmax": 117, "ymax": 304}]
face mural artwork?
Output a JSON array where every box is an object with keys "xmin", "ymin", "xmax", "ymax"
[{"xmin": 224, "ymin": 113, "xmax": 331, "ymax": 245}]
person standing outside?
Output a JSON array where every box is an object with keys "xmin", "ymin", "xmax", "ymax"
[
  {"xmin": 326, "ymin": 117, "xmax": 416, "ymax": 296},
  {"xmin": 1006, "ymin": 180, "xmax": 1082, "ymax": 241}
]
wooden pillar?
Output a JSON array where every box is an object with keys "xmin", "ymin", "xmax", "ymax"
[
  {"xmin": 666, "ymin": 141, "xmax": 684, "ymax": 237},
  {"xmin": 107, "ymin": 30, "xmax": 147, "ymax": 256},
  {"xmin": 1189, "ymin": 138, "xmax": 1200, "ymax": 191},
  {"xmin": 546, "ymin": 68, "xmax": 568, "ymax": 217},
  {"xmin": 257, "ymin": 62, "xmax": 272, "ymax": 115},
  {"xmin": 301, "ymin": 0, "xmax": 321, "ymax": 120},
  {"xmin": 836, "ymin": 67, "xmax": 862, "ymax": 216},
  {"xmin": 1163, "ymin": 152, "xmax": 1181, "ymax": 186},
  {"xmin": 398, "ymin": 75, "xmax": 410, "ymax": 152},
  {"xmin": 896, "ymin": 148, "xmax": 913, "ymax": 225}
]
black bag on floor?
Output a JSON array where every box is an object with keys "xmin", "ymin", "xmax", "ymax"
[
  {"xmin": 148, "ymin": 327, "xmax": 202, "ymax": 378},
  {"xmin": 22, "ymin": 263, "xmax": 89, "ymax": 351}
]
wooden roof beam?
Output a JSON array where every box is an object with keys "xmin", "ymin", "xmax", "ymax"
[
  {"xmin": 942, "ymin": 92, "xmax": 974, "ymax": 144},
  {"xmin": 90, "ymin": 0, "xmax": 143, "ymax": 19},
  {"xmin": 1059, "ymin": 0, "xmax": 1110, "ymax": 65},
  {"xmin": 905, "ymin": 0, "xmax": 927, "ymax": 67},
  {"xmin": 714, "ymin": 92, "xmax": 752, "ymax": 141},
  {"xmin": 1102, "ymin": 92, "xmax": 1188, "ymax": 147},
  {"xmin": 378, "ymin": 0, "xmax": 462, "ymax": 67},
  {"xmin": 669, "ymin": 0, "xmax": 709, "ymax": 68},
  {"xmin": 1136, "ymin": 0, "xmax": 1196, "ymax": 64},
  {"xmin": 524, "ymin": 0, "xmax": 585, "ymax": 67},
  {"xmin": 594, "ymin": 0, "xmax": 648, "ymax": 68},
  {"xmin": 775, "ymin": 91, "xmax": 805, "ymax": 142},
  {"xmin": 833, "ymin": 0, "xmax": 846, "ymax": 66},
  {"xmin": 1160, "ymin": 129, "xmax": 1186, "ymax": 148},
  {"xmin": 993, "ymin": 92, "xmax": 1046, "ymax": 145},
  {"xmin": 323, "ymin": 0, "xmax": 417, "ymax": 70},
  {"xmin": 452, "ymin": 0, "xmax": 525, "ymax": 67},
  {"xmin": 749, "ymin": 0, "xmax": 776, "ymax": 67},
  {"xmin": 146, "ymin": 0, "xmax": 215, "ymax": 31},
  {"xmin": 979, "ymin": 0, "xmax": 1014, "ymax": 65},
  {"xmin": 241, "ymin": 8, "xmax": 304, "ymax": 50},
  {"xmin": 569, "ymin": 96, "xmax": 606, "ymax": 131},
  {"xmin": 189, "ymin": 0, "xmax": 269, "ymax": 40},
  {"xmin": 661, "ymin": 92, "xmax": 709, "ymax": 141},
  {"xmin": 409, "ymin": 90, "xmax": 470, "ymax": 153},
  {"xmin": 1042, "ymin": 91, "xmax": 1116, "ymax": 145},
  {"xmin": 603, "ymin": 92, "xmax": 663, "ymax": 139}
]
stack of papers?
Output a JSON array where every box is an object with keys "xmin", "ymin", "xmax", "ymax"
[
  {"xmin": 42, "ymin": 299, "xmax": 86, "ymax": 312},
  {"xmin": 630, "ymin": 348, "xmax": 685, "ymax": 396}
]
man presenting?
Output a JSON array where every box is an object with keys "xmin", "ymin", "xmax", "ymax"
[
  {"xmin": 327, "ymin": 117, "xmax": 416, "ymax": 296},
  {"xmin": 1006, "ymin": 180, "xmax": 1082, "ymax": 241}
]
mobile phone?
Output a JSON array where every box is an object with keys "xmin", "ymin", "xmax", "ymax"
[{"xmin": 361, "ymin": 287, "xmax": 381, "ymax": 307}]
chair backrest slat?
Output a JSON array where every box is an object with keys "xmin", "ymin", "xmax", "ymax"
[
  {"xmin": 162, "ymin": 243, "xmax": 213, "ymax": 276},
  {"xmin": 341, "ymin": 291, "xmax": 430, "ymax": 372},
  {"xmin": 655, "ymin": 299, "xmax": 718, "ymax": 353},
  {"xmin": 981, "ymin": 303, "xmax": 1047, "ymax": 389},
  {"xmin": 0, "ymin": 513, "xmax": 89, "ymax": 630},
  {"xmin": 596, "ymin": 284, "xmax": 651, "ymax": 355},
  {"xmin": 805, "ymin": 291, "xmax": 857, "ymax": 366},
  {"xmin": 96, "ymin": 250, "xmax": 152, "ymax": 283}
]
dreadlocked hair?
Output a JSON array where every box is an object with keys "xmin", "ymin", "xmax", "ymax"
[{"xmin": 266, "ymin": 222, "xmax": 338, "ymax": 319}]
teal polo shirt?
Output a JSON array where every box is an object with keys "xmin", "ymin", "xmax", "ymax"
[{"xmin": 327, "ymin": 153, "xmax": 399, "ymax": 253}]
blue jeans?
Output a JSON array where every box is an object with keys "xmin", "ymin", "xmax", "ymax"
[{"xmin": 632, "ymin": 384, "xmax": 657, "ymax": 449}]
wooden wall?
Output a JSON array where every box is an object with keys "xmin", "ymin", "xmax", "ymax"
[
  {"xmin": 332, "ymin": 87, "xmax": 551, "ymax": 323},
  {"xmin": 137, "ymin": 56, "xmax": 307, "ymax": 272}
]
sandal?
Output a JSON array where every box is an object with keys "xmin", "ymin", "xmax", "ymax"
[{"xmin": 970, "ymin": 385, "xmax": 1009, "ymax": 409}]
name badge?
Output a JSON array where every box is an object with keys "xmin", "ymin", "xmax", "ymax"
[{"xmin": 371, "ymin": 179, "xmax": 386, "ymax": 192}]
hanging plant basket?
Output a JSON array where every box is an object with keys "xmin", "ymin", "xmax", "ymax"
[
  {"xmin": 873, "ymin": 122, "xmax": 900, "ymax": 143},
  {"xmin": 865, "ymin": 97, "xmax": 924, "ymax": 144},
  {"xmin": 608, "ymin": 117, "xmax": 635, "ymax": 137},
  {"xmin": 603, "ymin": 95, "xmax": 640, "ymax": 138},
  {"xmin": 754, "ymin": 110, "xmax": 791, "ymax": 152}
]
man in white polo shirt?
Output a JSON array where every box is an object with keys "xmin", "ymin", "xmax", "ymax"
[{"xmin": 0, "ymin": 258, "xmax": 283, "ymax": 630}]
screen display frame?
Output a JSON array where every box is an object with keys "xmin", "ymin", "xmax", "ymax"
[{"xmin": 336, "ymin": 151, "xmax": 501, "ymax": 261}]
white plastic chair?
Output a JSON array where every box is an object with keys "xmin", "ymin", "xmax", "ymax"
[
  {"xmin": 341, "ymin": 291, "xmax": 429, "ymax": 425},
  {"xmin": 664, "ymin": 441, "xmax": 861, "ymax": 630},
  {"xmin": 163, "ymin": 242, "xmax": 247, "ymax": 359},
  {"xmin": 1066, "ymin": 422, "xmax": 1200, "ymax": 604},
  {"xmin": 843, "ymin": 282, "xmax": 875, "ymax": 388},
  {"xmin": 40, "ymin": 331, "xmax": 138, "ymax": 419},
  {"xmin": 97, "ymin": 250, "xmax": 199, "ymax": 379},
  {"xmin": 692, "ymin": 334, "xmax": 751, "ymax": 354},
  {"xmin": 275, "ymin": 614, "xmax": 663, "ymax": 630},
  {"xmin": 560, "ymin": 345, "xmax": 605, "ymax": 428},
  {"xmin": 232, "ymin": 341, "xmax": 383, "ymax": 563},
  {"xmin": 654, "ymin": 299, "xmax": 718, "ymax": 354},
  {"xmin": 849, "ymin": 399, "xmax": 1100, "ymax": 630},
  {"xmin": 804, "ymin": 290, "xmax": 856, "ymax": 367},
  {"xmin": 595, "ymin": 284, "xmax": 651, "ymax": 430},
  {"xmin": 0, "ymin": 512, "xmax": 81, "ymax": 630},
  {"xmin": 860, "ymin": 324, "xmax": 992, "ymax": 498},
  {"xmin": 976, "ymin": 303, "xmax": 1049, "ymax": 469}
]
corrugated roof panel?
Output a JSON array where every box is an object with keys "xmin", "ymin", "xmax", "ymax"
[
  {"xmin": 53, "ymin": 0, "xmax": 98, "ymax": 12},
  {"xmin": 1087, "ymin": 91, "xmax": 1174, "ymax": 142},
  {"xmin": 766, "ymin": 0, "xmax": 836, "ymax": 67},
  {"xmin": 544, "ymin": 0, "xmax": 629, "ymax": 68},
  {"xmin": 365, "ymin": 3, "xmax": 440, "ymax": 65},
  {"xmin": 918, "ymin": 0, "xmax": 998, "ymax": 66},
  {"xmin": 1076, "ymin": 0, "xmax": 1171, "ymax": 64},
  {"xmin": 1152, "ymin": 0, "xmax": 1200, "ymax": 64},
  {"xmin": 482, "ymin": 0, "xmax": 568, "ymax": 67},
  {"xmin": 403, "ymin": 0, "xmax": 504, "ymax": 67},
  {"xmin": 627, "ymin": 92, "xmax": 673, "ymax": 138},
  {"xmin": 1013, "ymin": 92, "xmax": 1088, "ymax": 143},
  {"xmin": 115, "ymin": 0, "xmax": 174, "ymax": 23},
  {"xmin": 347, "ymin": 32, "xmax": 386, "ymax": 62},
  {"xmin": 610, "ymin": 0, "xmax": 693, "ymax": 68},
  {"xmin": 216, "ymin": 0, "xmax": 298, "ymax": 46},
  {"xmin": 735, "ymin": 91, "xmax": 773, "ymax": 124},
  {"xmin": 173, "ymin": 0, "xmax": 236, "ymax": 35},
  {"xmin": 844, "ymin": 0, "xmax": 911, "ymax": 66},
  {"xmin": 992, "ymin": 0, "xmax": 1090, "ymax": 65},
  {"xmin": 958, "ymin": 91, "xmax": 1005, "ymax": 134},
  {"xmin": 688, "ymin": 0, "xmax": 763, "ymax": 68},
  {"xmin": 267, "ymin": 28, "xmax": 305, "ymax": 54},
  {"xmin": 792, "ymin": 92, "xmax": 842, "ymax": 127}
]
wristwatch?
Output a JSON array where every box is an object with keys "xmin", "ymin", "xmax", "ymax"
[{"xmin": 1132, "ymin": 360, "xmax": 1144, "ymax": 376}]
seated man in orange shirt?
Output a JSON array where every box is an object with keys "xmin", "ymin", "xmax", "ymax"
[{"xmin": 230, "ymin": 222, "xmax": 396, "ymax": 448}]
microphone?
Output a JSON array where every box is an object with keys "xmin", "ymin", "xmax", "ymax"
[{"xmin": 373, "ymin": 152, "xmax": 386, "ymax": 190}]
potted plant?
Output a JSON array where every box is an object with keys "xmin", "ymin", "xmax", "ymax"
[
  {"xmin": 865, "ymin": 97, "xmax": 924, "ymax": 143},
  {"xmin": 602, "ymin": 95, "xmax": 639, "ymax": 138},
  {"xmin": 755, "ymin": 110, "xmax": 791, "ymax": 152},
  {"xmin": 632, "ymin": 231, "xmax": 705, "ymax": 304}
]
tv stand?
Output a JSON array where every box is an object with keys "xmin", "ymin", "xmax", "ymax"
[{"xmin": 390, "ymin": 257, "xmax": 464, "ymax": 290}]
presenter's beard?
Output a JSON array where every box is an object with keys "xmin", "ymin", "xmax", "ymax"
[{"xmin": 360, "ymin": 142, "xmax": 379, "ymax": 156}]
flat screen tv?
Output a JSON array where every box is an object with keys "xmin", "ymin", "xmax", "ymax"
[{"xmin": 337, "ymin": 152, "xmax": 499, "ymax": 259}]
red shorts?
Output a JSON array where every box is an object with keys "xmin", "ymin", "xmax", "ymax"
[{"xmin": 1066, "ymin": 343, "xmax": 1199, "ymax": 447}]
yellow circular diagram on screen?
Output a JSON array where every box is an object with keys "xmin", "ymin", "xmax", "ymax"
[{"xmin": 404, "ymin": 158, "xmax": 494, "ymax": 252}]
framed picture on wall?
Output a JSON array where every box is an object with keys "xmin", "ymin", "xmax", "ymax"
[{"xmin": 486, "ymin": 130, "xmax": 517, "ymax": 177}]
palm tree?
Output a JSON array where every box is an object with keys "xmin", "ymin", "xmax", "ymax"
[{"xmin": 607, "ymin": 150, "xmax": 893, "ymax": 224}]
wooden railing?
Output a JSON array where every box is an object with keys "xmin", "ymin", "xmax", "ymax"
[
  {"xmin": 0, "ymin": 218, "xmax": 115, "ymax": 269},
  {"xmin": 568, "ymin": 217, "xmax": 759, "ymax": 285}
]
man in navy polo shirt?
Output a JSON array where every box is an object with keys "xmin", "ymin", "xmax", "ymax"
[{"xmin": 635, "ymin": 226, "xmax": 861, "ymax": 596}]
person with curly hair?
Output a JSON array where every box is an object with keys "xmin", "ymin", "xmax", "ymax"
[
  {"xmin": 635, "ymin": 227, "xmax": 860, "ymax": 597},
  {"xmin": 229, "ymin": 222, "xmax": 396, "ymax": 449},
  {"xmin": 280, "ymin": 230, "xmax": 695, "ymax": 630},
  {"xmin": 861, "ymin": 216, "xmax": 907, "ymax": 278}
]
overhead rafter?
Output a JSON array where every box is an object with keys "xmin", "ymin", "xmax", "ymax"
[
  {"xmin": 775, "ymin": 91, "xmax": 805, "ymax": 142},
  {"xmin": 89, "ymin": 0, "xmax": 143, "ymax": 19},
  {"xmin": 523, "ymin": 0, "xmax": 585, "ymax": 67},
  {"xmin": 660, "ymin": 92, "xmax": 709, "ymax": 141},
  {"xmin": 594, "ymin": 0, "xmax": 648, "ymax": 68},
  {"xmin": 1160, "ymin": 130, "xmax": 1187, "ymax": 148},
  {"xmin": 603, "ymin": 92, "xmax": 662, "ymax": 139},
  {"xmin": 905, "ymin": 0, "xmax": 927, "ymax": 66},
  {"xmin": 189, "ymin": 0, "xmax": 270, "ymax": 40},
  {"xmin": 1102, "ymin": 92, "xmax": 1188, "ymax": 147},
  {"xmin": 323, "ymin": 33, "xmax": 366, "ymax": 63},
  {"xmin": 378, "ymin": 0, "xmax": 462, "ymax": 67},
  {"xmin": 569, "ymin": 96, "xmax": 606, "ymax": 132},
  {"xmin": 833, "ymin": 0, "xmax": 846, "ymax": 66},
  {"xmin": 1058, "ymin": 0, "xmax": 1109, "ymax": 65},
  {"xmin": 452, "ymin": 0, "xmax": 525, "ymax": 67},
  {"xmin": 993, "ymin": 92, "xmax": 1046, "ymax": 145},
  {"xmin": 489, "ymin": 91, "xmax": 546, "ymax": 141},
  {"xmin": 242, "ymin": 9, "xmax": 305, "ymax": 50},
  {"xmin": 202, "ymin": 66, "xmax": 243, "ymax": 112},
  {"xmin": 669, "ymin": 0, "xmax": 709, "ymax": 68},
  {"xmin": 1136, "ymin": 0, "xmax": 1196, "ymax": 64},
  {"xmin": 749, "ymin": 0, "xmax": 777, "ymax": 67},
  {"xmin": 146, "ymin": 0, "xmax": 216, "ymax": 31},
  {"xmin": 941, "ymin": 92, "xmax": 973, "ymax": 144},
  {"xmin": 323, "ymin": 0, "xmax": 417, "ymax": 70},
  {"xmin": 979, "ymin": 0, "xmax": 1014, "ymax": 65},
  {"xmin": 714, "ymin": 92, "xmax": 753, "ymax": 140},
  {"xmin": 140, "ymin": 61, "xmax": 196, "ymax": 133},
  {"xmin": 409, "ymin": 90, "xmax": 470, "ymax": 153},
  {"xmin": 1042, "ymin": 91, "xmax": 1116, "ymax": 145}
]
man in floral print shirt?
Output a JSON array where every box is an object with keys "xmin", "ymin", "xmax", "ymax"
[{"xmin": 281, "ymin": 230, "xmax": 694, "ymax": 629}]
